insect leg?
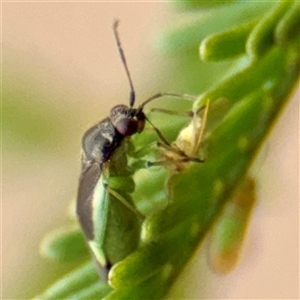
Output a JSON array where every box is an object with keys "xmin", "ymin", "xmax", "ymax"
[
  {"xmin": 145, "ymin": 116, "xmax": 171, "ymax": 146},
  {"xmin": 157, "ymin": 141, "xmax": 205, "ymax": 163},
  {"xmin": 145, "ymin": 102, "xmax": 208, "ymax": 147},
  {"xmin": 106, "ymin": 186, "xmax": 145, "ymax": 220},
  {"xmin": 193, "ymin": 99, "xmax": 210, "ymax": 152}
]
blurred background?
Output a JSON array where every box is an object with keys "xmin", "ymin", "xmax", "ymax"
[{"xmin": 2, "ymin": 2, "xmax": 299, "ymax": 299}]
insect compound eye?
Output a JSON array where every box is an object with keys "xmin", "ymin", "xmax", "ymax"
[
  {"xmin": 110, "ymin": 105, "xmax": 146, "ymax": 136},
  {"xmin": 115, "ymin": 118, "xmax": 138, "ymax": 136}
]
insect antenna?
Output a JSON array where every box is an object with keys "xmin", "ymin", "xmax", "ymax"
[
  {"xmin": 138, "ymin": 93, "xmax": 198, "ymax": 111},
  {"xmin": 113, "ymin": 19, "xmax": 136, "ymax": 107}
]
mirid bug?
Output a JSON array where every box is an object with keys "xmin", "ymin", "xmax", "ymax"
[{"xmin": 76, "ymin": 20, "xmax": 197, "ymax": 280}]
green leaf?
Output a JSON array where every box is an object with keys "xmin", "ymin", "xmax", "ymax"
[
  {"xmin": 194, "ymin": 46, "xmax": 289, "ymax": 107},
  {"xmin": 34, "ymin": 262, "xmax": 112, "ymax": 299},
  {"xmin": 208, "ymin": 177, "xmax": 257, "ymax": 274},
  {"xmin": 246, "ymin": 0, "xmax": 292, "ymax": 60},
  {"xmin": 106, "ymin": 46, "xmax": 298, "ymax": 298},
  {"xmin": 34, "ymin": 2, "xmax": 299, "ymax": 299},
  {"xmin": 170, "ymin": 0, "xmax": 236, "ymax": 11},
  {"xmin": 40, "ymin": 225, "xmax": 89, "ymax": 263},
  {"xmin": 200, "ymin": 20, "xmax": 257, "ymax": 61},
  {"xmin": 275, "ymin": 1, "xmax": 300, "ymax": 46},
  {"xmin": 156, "ymin": 2, "xmax": 271, "ymax": 52}
]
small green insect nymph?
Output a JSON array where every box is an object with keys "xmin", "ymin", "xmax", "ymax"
[
  {"xmin": 135, "ymin": 101, "xmax": 210, "ymax": 253},
  {"xmin": 76, "ymin": 20, "xmax": 198, "ymax": 281},
  {"xmin": 154, "ymin": 101, "xmax": 209, "ymax": 172},
  {"xmin": 151, "ymin": 102, "xmax": 257, "ymax": 277}
]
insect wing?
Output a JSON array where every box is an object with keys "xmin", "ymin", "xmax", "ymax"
[
  {"xmin": 93, "ymin": 183, "xmax": 141, "ymax": 267},
  {"xmin": 77, "ymin": 159, "xmax": 141, "ymax": 279},
  {"xmin": 77, "ymin": 161, "xmax": 102, "ymax": 241}
]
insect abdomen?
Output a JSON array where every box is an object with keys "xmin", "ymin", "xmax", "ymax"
[{"xmin": 89, "ymin": 175, "xmax": 141, "ymax": 275}]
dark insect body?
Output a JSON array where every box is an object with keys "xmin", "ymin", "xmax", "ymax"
[{"xmin": 76, "ymin": 20, "xmax": 195, "ymax": 280}]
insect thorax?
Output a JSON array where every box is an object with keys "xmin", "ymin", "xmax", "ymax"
[
  {"xmin": 82, "ymin": 105, "xmax": 146, "ymax": 168},
  {"xmin": 82, "ymin": 117, "xmax": 123, "ymax": 166}
]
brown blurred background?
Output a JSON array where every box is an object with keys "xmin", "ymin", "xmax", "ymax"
[{"xmin": 2, "ymin": 2, "xmax": 299, "ymax": 299}]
